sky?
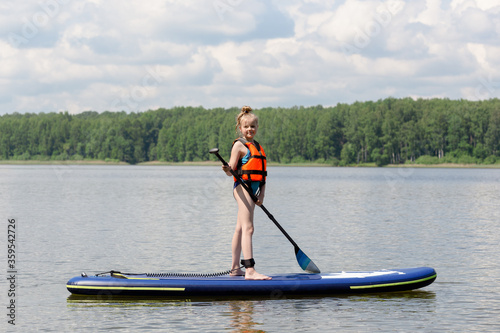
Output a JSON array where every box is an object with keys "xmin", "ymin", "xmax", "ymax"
[{"xmin": 1, "ymin": 0, "xmax": 499, "ymax": 115}]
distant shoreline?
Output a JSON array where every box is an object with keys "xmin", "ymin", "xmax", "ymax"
[
  {"xmin": 1, "ymin": 159, "xmax": 499, "ymax": 168},
  {"xmin": 0, "ymin": 160, "xmax": 129, "ymax": 165}
]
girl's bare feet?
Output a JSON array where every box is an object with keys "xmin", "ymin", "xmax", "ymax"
[
  {"xmin": 230, "ymin": 268, "xmax": 245, "ymax": 276},
  {"xmin": 244, "ymin": 268, "xmax": 272, "ymax": 280}
]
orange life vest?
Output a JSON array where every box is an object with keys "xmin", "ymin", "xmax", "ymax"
[{"xmin": 233, "ymin": 138, "xmax": 267, "ymax": 183}]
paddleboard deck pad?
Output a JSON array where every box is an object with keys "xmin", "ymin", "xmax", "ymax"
[{"xmin": 66, "ymin": 267, "xmax": 436, "ymax": 297}]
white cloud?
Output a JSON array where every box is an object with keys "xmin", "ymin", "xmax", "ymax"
[
  {"xmin": 456, "ymin": 7, "xmax": 495, "ymax": 38},
  {"xmin": 451, "ymin": 0, "xmax": 500, "ymax": 13},
  {"xmin": 318, "ymin": 0, "xmax": 382, "ymax": 43},
  {"xmin": 1, "ymin": 0, "xmax": 499, "ymax": 114},
  {"xmin": 413, "ymin": 0, "xmax": 447, "ymax": 26}
]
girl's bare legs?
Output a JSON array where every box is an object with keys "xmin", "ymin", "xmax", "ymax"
[
  {"xmin": 230, "ymin": 215, "xmax": 244, "ymax": 276},
  {"xmin": 231, "ymin": 185, "xmax": 271, "ymax": 280}
]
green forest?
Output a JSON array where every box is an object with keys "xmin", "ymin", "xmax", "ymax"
[{"xmin": 1, "ymin": 97, "xmax": 500, "ymax": 166}]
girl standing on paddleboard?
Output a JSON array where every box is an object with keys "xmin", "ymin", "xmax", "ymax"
[{"xmin": 222, "ymin": 106, "xmax": 272, "ymax": 280}]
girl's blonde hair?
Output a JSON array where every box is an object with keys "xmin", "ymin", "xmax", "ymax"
[{"xmin": 235, "ymin": 106, "xmax": 258, "ymax": 136}]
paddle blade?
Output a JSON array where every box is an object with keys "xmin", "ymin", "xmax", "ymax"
[{"xmin": 295, "ymin": 248, "xmax": 321, "ymax": 274}]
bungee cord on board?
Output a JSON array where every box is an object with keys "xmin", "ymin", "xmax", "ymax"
[{"xmin": 92, "ymin": 267, "xmax": 244, "ymax": 278}]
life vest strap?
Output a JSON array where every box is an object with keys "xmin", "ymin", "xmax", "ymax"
[
  {"xmin": 249, "ymin": 155, "xmax": 266, "ymax": 160},
  {"xmin": 238, "ymin": 170, "xmax": 267, "ymax": 176}
]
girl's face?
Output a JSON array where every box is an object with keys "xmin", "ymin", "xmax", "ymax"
[{"xmin": 239, "ymin": 116, "xmax": 258, "ymax": 141}]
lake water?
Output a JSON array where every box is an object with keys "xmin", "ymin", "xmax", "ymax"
[{"xmin": 1, "ymin": 165, "xmax": 499, "ymax": 332}]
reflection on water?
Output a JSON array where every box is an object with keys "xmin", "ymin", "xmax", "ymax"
[
  {"xmin": 67, "ymin": 295, "xmax": 196, "ymax": 307},
  {"xmin": 67, "ymin": 290, "xmax": 436, "ymax": 306},
  {"xmin": 227, "ymin": 301, "xmax": 265, "ymax": 333},
  {"xmin": 67, "ymin": 291, "xmax": 436, "ymax": 333}
]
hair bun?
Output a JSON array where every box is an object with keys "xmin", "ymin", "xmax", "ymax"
[{"xmin": 241, "ymin": 106, "xmax": 252, "ymax": 113}]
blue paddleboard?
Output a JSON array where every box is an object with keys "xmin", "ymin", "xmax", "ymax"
[{"xmin": 66, "ymin": 267, "xmax": 436, "ymax": 297}]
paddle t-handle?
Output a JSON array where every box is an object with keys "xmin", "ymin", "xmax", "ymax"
[{"xmin": 209, "ymin": 147, "xmax": 320, "ymax": 274}]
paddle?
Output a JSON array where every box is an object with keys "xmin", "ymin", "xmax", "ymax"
[{"xmin": 209, "ymin": 148, "xmax": 320, "ymax": 274}]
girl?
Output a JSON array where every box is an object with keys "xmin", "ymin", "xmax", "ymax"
[{"xmin": 222, "ymin": 106, "xmax": 271, "ymax": 280}]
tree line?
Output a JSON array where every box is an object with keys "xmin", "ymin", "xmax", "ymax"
[{"xmin": 1, "ymin": 97, "xmax": 499, "ymax": 166}]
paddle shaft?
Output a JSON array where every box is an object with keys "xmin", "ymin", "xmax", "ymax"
[{"xmin": 210, "ymin": 150, "xmax": 300, "ymax": 250}]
